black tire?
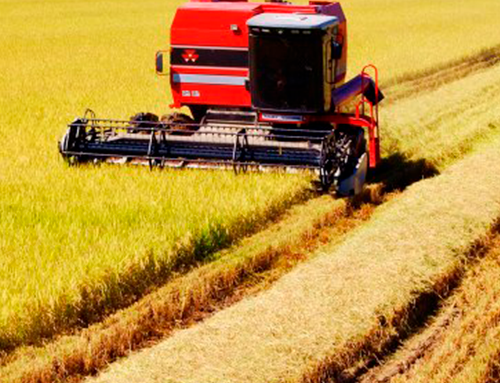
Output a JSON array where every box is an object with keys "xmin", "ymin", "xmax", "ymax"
[
  {"xmin": 334, "ymin": 125, "xmax": 366, "ymax": 180},
  {"xmin": 161, "ymin": 112, "xmax": 197, "ymax": 136},
  {"xmin": 129, "ymin": 112, "xmax": 160, "ymax": 133}
]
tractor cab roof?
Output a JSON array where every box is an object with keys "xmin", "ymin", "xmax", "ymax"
[{"xmin": 248, "ymin": 13, "xmax": 338, "ymax": 30}]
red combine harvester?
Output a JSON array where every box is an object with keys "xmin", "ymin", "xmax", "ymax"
[{"xmin": 59, "ymin": 0, "xmax": 384, "ymax": 195}]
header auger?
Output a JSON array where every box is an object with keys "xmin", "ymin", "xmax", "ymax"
[{"xmin": 59, "ymin": 0, "xmax": 384, "ymax": 195}]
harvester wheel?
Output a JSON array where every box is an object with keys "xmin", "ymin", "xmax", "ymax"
[
  {"xmin": 59, "ymin": 125, "xmax": 86, "ymax": 165},
  {"xmin": 334, "ymin": 125, "xmax": 366, "ymax": 181},
  {"xmin": 319, "ymin": 133, "xmax": 337, "ymax": 191},
  {"xmin": 319, "ymin": 126, "xmax": 367, "ymax": 192},
  {"xmin": 129, "ymin": 113, "xmax": 160, "ymax": 134},
  {"xmin": 161, "ymin": 113, "xmax": 197, "ymax": 135}
]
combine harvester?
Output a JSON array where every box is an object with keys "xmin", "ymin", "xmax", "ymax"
[{"xmin": 59, "ymin": 0, "xmax": 384, "ymax": 195}]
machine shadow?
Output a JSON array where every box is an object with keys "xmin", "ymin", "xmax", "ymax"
[
  {"xmin": 334, "ymin": 152, "xmax": 440, "ymax": 216},
  {"xmin": 369, "ymin": 152, "xmax": 440, "ymax": 193}
]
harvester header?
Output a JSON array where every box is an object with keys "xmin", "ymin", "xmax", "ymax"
[{"xmin": 60, "ymin": 0, "xmax": 384, "ymax": 195}]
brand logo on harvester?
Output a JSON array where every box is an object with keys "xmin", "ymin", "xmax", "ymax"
[{"xmin": 182, "ymin": 49, "xmax": 199, "ymax": 63}]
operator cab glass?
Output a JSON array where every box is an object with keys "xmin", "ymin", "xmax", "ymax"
[{"xmin": 248, "ymin": 14, "xmax": 339, "ymax": 114}]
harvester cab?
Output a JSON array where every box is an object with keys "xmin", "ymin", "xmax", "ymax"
[
  {"xmin": 59, "ymin": 0, "xmax": 384, "ymax": 195},
  {"xmin": 248, "ymin": 13, "xmax": 344, "ymax": 114}
]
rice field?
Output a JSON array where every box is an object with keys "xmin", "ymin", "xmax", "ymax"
[
  {"xmin": 310, "ymin": 0, "xmax": 500, "ymax": 82},
  {"xmin": 2, "ymin": 0, "xmax": 500, "ymax": 380},
  {"xmin": 0, "ymin": 0, "xmax": 313, "ymax": 350},
  {"xmin": 0, "ymin": 169, "xmax": 310, "ymax": 350}
]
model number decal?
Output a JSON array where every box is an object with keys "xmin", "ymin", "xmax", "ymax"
[{"xmin": 181, "ymin": 90, "xmax": 201, "ymax": 98}]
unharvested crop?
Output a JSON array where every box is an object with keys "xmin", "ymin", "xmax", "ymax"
[
  {"xmin": 382, "ymin": 62, "xmax": 500, "ymax": 169},
  {"xmin": 0, "ymin": 0, "xmax": 312, "ymax": 351},
  {"xmin": 339, "ymin": 0, "xmax": 500, "ymax": 82},
  {"xmin": 0, "ymin": 169, "xmax": 310, "ymax": 350}
]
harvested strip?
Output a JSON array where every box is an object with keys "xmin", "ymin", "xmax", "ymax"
[
  {"xmin": 364, "ymin": 237, "xmax": 500, "ymax": 383},
  {"xmin": 358, "ymin": 307, "xmax": 461, "ymax": 383},
  {"xmin": 0, "ymin": 192, "xmax": 381, "ymax": 383},
  {"xmin": 89, "ymin": 139, "xmax": 500, "ymax": 383}
]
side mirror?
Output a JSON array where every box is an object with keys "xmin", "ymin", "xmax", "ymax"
[
  {"xmin": 156, "ymin": 52, "xmax": 164, "ymax": 74},
  {"xmin": 331, "ymin": 41, "xmax": 343, "ymax": 60}
]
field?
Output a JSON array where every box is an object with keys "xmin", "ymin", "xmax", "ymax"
[
  {"xmin": 1, "ymin": 0, "xmax": 313, "ymax": 350},
  {"xmin": 1, "ymin": 0, "xmax": 500, "ymax": 382},
  {"xmin": 364, "ymin": 236, "xmax": 500, "ymax": 383}
]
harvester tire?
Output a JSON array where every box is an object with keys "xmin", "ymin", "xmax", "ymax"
[
  {"xmin": 334, "ymin": 125, "xmax": 366, "ymax": 181},
  {"xmin": 59, "ymin": 125, "xmax": 86, "ymax": 165},
  {"xmin": 129, "ymin": 113, "xmax": 160, "ymax": 134},
  {"xmin": 161, "ymin": 113, "xmax": 197, "ymax": 136}
]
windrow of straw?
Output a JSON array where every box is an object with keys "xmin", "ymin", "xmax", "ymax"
[{"xmin": 90, "ymin": 139, "xmax": 500, "ymax": 383}]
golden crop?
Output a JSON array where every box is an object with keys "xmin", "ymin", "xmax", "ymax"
[
  {"xmin": 0, "ymin": 0, "xmax": 312, "ymax": 349},
  {"xmin": 1, "ymin": 0, "xmax": 500, "ymax": 358}
]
